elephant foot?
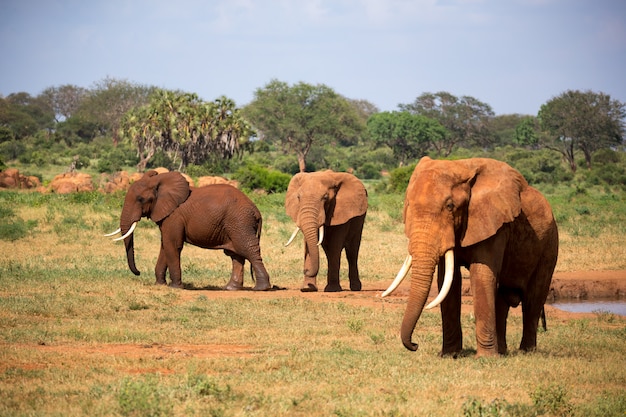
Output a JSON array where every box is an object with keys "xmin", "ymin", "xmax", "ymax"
[
  {"xmin": 324, "ymin": 284, "xmax": 343, "ymax": 292},
  {"xmin": 252, "ymin": 282, "xmax": 272, "ymax": 291},
  {"xmin": 475, "ymin": 348, "xmax": 501, "ymax": 358},
  {"xmin": 224, "ymin": 281, "xmax": 244, "ymax": 291},
  {"xmin": 301, "ymin": 283, "xmax": 318, "ymax": 292},
  {"xmin": 349, "ymin": 280, "xmax": 362, "ymax": 291},
  {"xmin": 155, "ymin": 280, "xmax": 167, "ymax": 286},
  {"xmin": 168, "ymin": 281, "xmax": 184, "ymax": 289},
  {"xmin": 301, "ymin": 277, "xmax": 318, "ymax": 292}
]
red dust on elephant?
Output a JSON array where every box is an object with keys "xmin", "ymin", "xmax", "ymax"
[
  {"xmin": 106, "ymin": 170, "xmax": 272, "ymax": 291},
  {"xmin": 383, "ymin": 157, "xmax": 558, "ymax": 357}
]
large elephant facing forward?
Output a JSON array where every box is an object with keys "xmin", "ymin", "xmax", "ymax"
[
  {"xmin": 106, "ymin": 170, "xmax": 272, "ymax": 291},
  {"xmin": 383, "ymin": 157, "xmax": 558, "ymax": 357},
  {"xmin": 285, "ymin": 170, "xmax": 368, "ymax": 292}
]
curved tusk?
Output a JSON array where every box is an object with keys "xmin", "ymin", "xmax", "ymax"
[
  {"xmin": 113, "ymin": 222, "xmax": 137, "ymax": 242},
  {"xmin": 317, "ymin": 225, "xmax": 324, "ymax": 246},
  {"xmin": 103, "ymin": 228, "xmax": 121, "ymax": 237},
  {"xmin": 284, "ymin": 227, "xmax": 300, "ymax": 247},
  {"xmin": 382, "ymin": 255, "xmax": 412, "ymax": 298},
  {"xmin": 425, "ymin": 249, "xmax": 454, "ymax": 310}
]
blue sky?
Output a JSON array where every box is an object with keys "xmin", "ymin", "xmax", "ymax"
[{"xmin": 1, "ymin": 0, "xmax": 625, "ymax": 115}]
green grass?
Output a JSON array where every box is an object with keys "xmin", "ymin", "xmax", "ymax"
[{"xmin": 0, "ymin": 184, "xmax": 625, "ymax": 416}]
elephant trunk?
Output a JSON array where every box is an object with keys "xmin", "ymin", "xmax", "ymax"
[
  {"xmin": 300, "ymin": 205, "xmax": 323, "ymax": 280},
  {"xmin": 400, "ymin": 230, "xmax": 443, "ymax": 351},
  {"xmin": 120, "ymin": 204, "xmax": 141, "ymax": 276}
]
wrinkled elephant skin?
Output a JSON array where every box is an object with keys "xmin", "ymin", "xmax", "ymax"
[
  {"xmin": 112, "ymin": 170, "xmax": 271, "ymax": 291},
  {"xmin": 285, "ymin": 170, "xmax": 368, "ymax": 292},
  {"xmin": 393, "ymin": 157, "xmax": 558, "ymax": 357}
]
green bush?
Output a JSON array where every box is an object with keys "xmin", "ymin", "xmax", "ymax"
[
  {"xmin": 147, "ymin": 150, "xmax": 174, "ymax": 171},
  {"xmin": 97, "ymin": 147, "xmax": 139, "ymax": 173},
  {"xmin": 233, "ymin": 163, "xmax": 292, "ymax": 193},
  {"xmin": 358, "ymin": 162, "xmax": 382, "ymax": 180},
  {"xmin": 117, "ymin": 376, "xmax": 173, "ymax": 417},
  {"xmin": 505, "ymin": 149, "xmax": 572, "ymax": 185},
  {"xmin": 0, "ymin": 206, "xmax": 37, "ymax": 241},
  {"xmin": 387, "ymin": 164, "xmax": 416, "ymax": 193}
]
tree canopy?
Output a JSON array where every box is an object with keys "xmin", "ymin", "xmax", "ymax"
[
  {"xmin": 367, "ymin": 111, "xmax": 447, "ymax": 165},
  {"xmin": 243, "ymin": 80, "xmax": 365, "ymax": 172},
  {"xmin": 538, "ymin": 90, "xmax": 625, "ymax": 171},
  {"xmin": 399, "ymin": 91, "xmax": 495, "ymax": 154}
]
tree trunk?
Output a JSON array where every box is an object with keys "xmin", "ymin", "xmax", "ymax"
[{"xmin": 297, "ymin": 153, "xmax": 306, "ymax": 173}]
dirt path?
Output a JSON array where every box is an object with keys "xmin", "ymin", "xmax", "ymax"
[{"xmin": 174, "ymin": 269, "xmax": 626, "ymax": 319}]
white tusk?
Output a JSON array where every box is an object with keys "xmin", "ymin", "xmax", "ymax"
[
  {"xmin": 382, "ymin": 255, "xmax": 412, "ymax": 298},
  {"xmin": 113, "ymin": 222, "xmax": 137, "ymax": 242},
  {"xmin": 103, "ymin": 228, "xmax": 121, "ymax": 237},
  {"xmin": 284, "ymin": 227, "xmax": 300, "ymax": 247},
  {"xmin": 317, "ymin": 225, "xmax": 324, "ymax": 246},
  {"xmin": 425, "ymin": 249, "xmax": 454, "ymax": 310}
]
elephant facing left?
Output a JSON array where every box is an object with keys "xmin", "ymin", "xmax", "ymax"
[{"xmin": 106, "ymin": 170, "xmax": 272, "ymax": 291}]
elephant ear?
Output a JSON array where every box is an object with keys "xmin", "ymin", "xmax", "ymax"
[
  {"xmin": 149, "ymin": 172, "xmax": 191, "ymax": 223},
  {"xmin": 462, "ymin": 159, "xmax": 527, "ymax": 247},
  {"xmin": 330, "ymin": 172, "xmax": 368, "ymax": 225},
  {"xmin": 285, "ymin": 173, "xmax": 306, "ymax": 222}
]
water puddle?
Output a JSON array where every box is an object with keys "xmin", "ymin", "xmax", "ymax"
[{"xmin": 550, "ymin": 300, "xmax": 626, "ymax": 316}]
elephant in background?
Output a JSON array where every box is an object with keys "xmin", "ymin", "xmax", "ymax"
[
  {"xmin": 383, "ymin": 157, "xmax": 558, "ymax": 357},
  {"xmin": 106, "ymin": 170, "xmax": 272, "ymax": 291},
  {"xmin": 285, "ymin": 170, "xmax": 368, "ymax": 292}
]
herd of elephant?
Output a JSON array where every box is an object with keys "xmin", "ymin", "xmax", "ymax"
[{"xmin": 105, "ymin": 157, "xmax": 558, "ymax": 358}]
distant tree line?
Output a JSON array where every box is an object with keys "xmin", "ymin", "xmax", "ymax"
[{"xmin": 1, "ymin": 77, "xmax": 624, "ymax": 188}]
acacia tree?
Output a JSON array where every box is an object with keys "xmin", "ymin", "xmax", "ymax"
[
  {"xmin": 40, "ymin": 84, "xmax": 89, "ymax": 122},
  {"xmin": 243, "ymin": 80, "xmax": 364, "ymax": 172},
  {"xmin": 367, "ymin": 111, "xmax": 447, "ymax": 165},
  {"xmin": 538, "ymin": 90, "xmax": 625, "ymax": 172},
  {"xmin": 120, "ymin": 89, "xmax": 253, "ymax": 171},
  {"xmin": 399, "ymin": 91, "xmax": 494, "ymax": 154},
  {"xmin": 0, "ymin": 92, "xmax": 55, "ymax": 139}
]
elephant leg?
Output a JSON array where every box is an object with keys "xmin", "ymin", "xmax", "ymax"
[
  {"xmin": 520, "ymin": 298, "xmax": 544, "ymax": 351},
  {"xmin": 165, "ymin": 246, "xmax": 184, "ymax": 289},
  {"xmin": 250, "ymin": 261, "xmax": 272, "ymax": 291},
  {"xmin": 322, "ymin": 228, "xmax": 344, "ymax": 292},
  {"xmin": 345, "ymin": 216, "xmax": 364, "ymax": 291},
  {"xmin": 155, "ymin": 247, "xmax": 168, "ymax": 286},
  {"xmin": 495, "ymin": 291, "xmax": 510, "ymax": 355},
  {"xmin": 230, "ymin": 234, "xmax": 272, "ymax": 291},
  {"xmin": 469, "ymin": 262, "xmax": 499, "ymax": 356},
  {"xmin": 520, "ymin": 255, "xmax": 555, "ymax": 351},
  {"xmin": 439, "ymin": 259, "xmax": 463, "ymax": 357},
  {"xmin": 224, "ymin": 250, "xmax": 245, "ymax": 291}
]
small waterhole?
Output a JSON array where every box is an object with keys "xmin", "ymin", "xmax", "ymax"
[{"xmin": 550, "ymin": 299, "xmax": 626, "ymax": 316}]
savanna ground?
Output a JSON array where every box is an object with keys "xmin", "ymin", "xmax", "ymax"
[{"xmin": 0, "ymin": 183, "xmax": 625, "ymax": 416}]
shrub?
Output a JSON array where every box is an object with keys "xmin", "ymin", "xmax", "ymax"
[
  {"xmin": 358, "ymin": 162, "xmax": 382, "ymax": 180},
  {"xmin": 0, "ymin": 207, "xmax": 37, "ymax": 241},
  {"xmin": 387, "ymin": 164, "xmax": 416, "ymax": 193},
  {"xmin": 233, "ymin": 163, "xmax": 291, "ymax": 193},
  {"xmin": 117, "ymin": 376, "xmax": 173, "ymax": 417},
  {"xmin": 147, "ymin": 150, "xmax": 174, "ymax": 171}
]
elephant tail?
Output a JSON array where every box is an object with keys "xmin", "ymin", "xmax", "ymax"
[{"xmin": 256, "ymin": 216, "xmax": 263, "ymax": 240}]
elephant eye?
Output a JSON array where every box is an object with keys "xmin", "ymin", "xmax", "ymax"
[{"xmin": 446, "ymin": 201, "xmax": 455, "ymax": 211}]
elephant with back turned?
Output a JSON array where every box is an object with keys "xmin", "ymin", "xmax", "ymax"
[
  {"xmin": 106, "ymin": 170, "xmax": 272, "ymax": 291},
  {"xmin": 285, "ymin": 170, "xmax": 368, "ymax": 292},
  {"xmin": 383, "ymin": 157, "xmax": 558, "ymax": 357}
]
